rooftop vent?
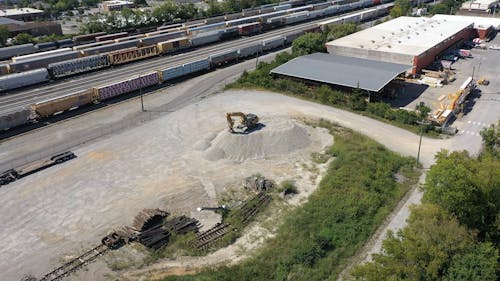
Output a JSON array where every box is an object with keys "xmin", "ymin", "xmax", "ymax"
[
  {"xmin": 382, "ymin": 36, "xmax": 386, "ymax": 39},
  {"xmin": 371, "ymin": 40, "xmax": 375, "ymax": 43},
  {"xmin": 387, "ymin": 45, "xmax": 392, "ymax": 48},
  {"xmin": 359, "ymin": 45, "xmax": 364, "ymax": 48},
  {"xmin": 398, "ymin": 40, "xmax": 402, "ymax": 43}
]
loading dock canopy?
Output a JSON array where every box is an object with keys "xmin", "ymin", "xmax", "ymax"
[{"xmin": 270, "ymin": 53, "xmax": 411, "ymax": 92}]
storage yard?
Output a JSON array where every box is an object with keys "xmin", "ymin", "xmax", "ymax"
[{"xmin": 0, "ymin": 89, "xmax": 334, "ymax": 281}]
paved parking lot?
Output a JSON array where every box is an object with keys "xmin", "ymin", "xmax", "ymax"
[{"xmin": 389, "ymin": 34, "xmax": 500, "ymax": 136}]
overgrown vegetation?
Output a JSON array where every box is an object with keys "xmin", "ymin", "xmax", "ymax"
[
  {"xmin": 352, "ymin": 122, "xmax": 500, "ymax": 280},
  {"xmin": 160, "ymin": 121, "xmax": 420, "ymax": 281},
  {"xmin": 228, "ymin": 28, "xmax": 434, "ymax": 135}
]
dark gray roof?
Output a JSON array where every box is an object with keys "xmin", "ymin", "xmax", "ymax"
[{"xmin": 270, "ymin": 53, "xmax": 411, "ymax": 92}]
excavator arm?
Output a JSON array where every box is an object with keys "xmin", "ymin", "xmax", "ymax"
[{"xmin": 226, "ymin": 112, "xmax": 248, "ymax": 133}]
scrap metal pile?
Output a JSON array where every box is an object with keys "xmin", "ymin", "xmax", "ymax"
[
  {"xmin": 137, "ymin": 214, "xmax": 200, "ymax": 250},
  {"xmin": 35, "ymin": 178, "xmax": 274, "ymax": 280}
]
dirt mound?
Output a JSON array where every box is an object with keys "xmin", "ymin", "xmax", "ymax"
[{"xmin": 203, "ymin": 118, "xmax": 312, "ymax": 161}]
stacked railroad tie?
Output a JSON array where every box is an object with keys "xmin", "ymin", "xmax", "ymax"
[{"xmin": 136, "ymin": 212, "xmax": 201, "ymax": 250}]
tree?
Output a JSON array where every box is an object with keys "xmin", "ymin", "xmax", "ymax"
[
  {"xmin": 423, "ymin": 150, "xmax": 500, "ymax": 243},
  {"xmin": 326, "ymin": 23, "xmax": 357, "ymax": 41},
  {"xmin": 0, "ymin": 25, "xmax": 10, "ymax": 47},
  {"xmin": 292, "ymin": 32, "xmax": 325, "ymax": 55},
  {"xmin": 480, "ymin": 122, "xmax": 499, "ymax": 154},
  {"xmin": 352, "ymin": 204, "xmax": 475, "ymax": 281},
  {"xmin": 415, "ymin": 102, "xmax": 431, "ymax": 120},
  {"xmin": 13, "ymin": 33, "xmax": 34, "ymax": 44},
  {"xmin": 444, "ymin": 243, "xmax": 499, "ymax": 281},
  {"xmin": 390, "ymin": 0, "xmax": 411, "ymax": 18}
]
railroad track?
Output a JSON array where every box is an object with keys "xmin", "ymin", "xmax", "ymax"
[
  {"xmin": 0, "ymin": 5, "xmax": 386, "ymax": 114},
  {"xmin": 194, "ymin": 223, "xmax": 232, "ymax": 250},
  {"xmin": 193, "ymin": 192, "xmax": 272, "ymax": 250},
  {"xmin": 38, "ymin": 244, "xmax": 108, "ymax": 281},
  {"xmin": 240, "ymin": 192, "xmax": 272, "ymax": 223}
]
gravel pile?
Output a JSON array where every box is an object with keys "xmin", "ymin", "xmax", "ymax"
[{"xmin": 203, "ymin": 118, "xmax": 312, "ymax": 162}]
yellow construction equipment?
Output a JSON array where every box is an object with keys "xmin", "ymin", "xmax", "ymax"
[
  {"xmin": 477, "ymin": 77, "xmax": 489, "ymax": 86},
  {"xmin": 226, "ymin": 112, "xmax": 259, "ymax": 133}
]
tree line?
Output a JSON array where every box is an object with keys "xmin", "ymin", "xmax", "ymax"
[
  {"xmin": 352, "ymin": 122, "xmax": 500, "ymax": 280},
  {"xmin": 81, "ymin": 0, "xmax": 279, "ymax": 34}
]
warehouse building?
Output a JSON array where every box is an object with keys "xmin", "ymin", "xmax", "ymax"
[
  {"xmin": 0, "ymin": 17, "xmax": 62, "ymax": 36},
  {"xmin": 0, "ymin": 8, "xmax": 44, "ymax": 21},
  {"xmin": 432, "ymin": 14, "xmax": 500, "ymax": 39},
  {"xmin": 325, "ymin": 16, "xmax": 474, "ymax": 76},
  {"xmin": 99, "ymin": 0, "xmax": 134, "ymax": 12},
  {"xmin": 459, "ymin": 0, "xmax": 500, "ymax": 15}
]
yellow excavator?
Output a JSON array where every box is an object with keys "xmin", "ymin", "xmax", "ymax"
[{"xmin": 226, "ymin": 112, "xmax": 259, "ymax": 133}]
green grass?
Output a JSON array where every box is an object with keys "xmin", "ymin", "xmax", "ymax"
[{"xmin": 159, "ymin": 121, "xmax": 420, "ymax": 281}]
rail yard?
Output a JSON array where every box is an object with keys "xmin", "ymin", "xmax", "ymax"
[{"xmin": 0, "ymin": 0, "xmax": 397, "ymax": 132}]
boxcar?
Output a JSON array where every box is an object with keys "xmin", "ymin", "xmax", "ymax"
[{"xmin": 32, "ymin": 90, "xmax": 94, "ymax": 118}]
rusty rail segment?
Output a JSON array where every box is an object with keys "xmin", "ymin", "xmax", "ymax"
[{"xmin": 38, "ymin": 244, "xmax": 108, "ymax": 281}]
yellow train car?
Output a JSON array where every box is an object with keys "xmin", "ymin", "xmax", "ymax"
[
  {"xmin": 157, "ymin": 37, "xmax": 190, "ymax": 54},
  {"xmin": 107, "ymin": 45, "xmax": 159, "ymax": 65},
  {"xmin": 32, "ymin": 90, "xmax": 94, "ymax": 118}
]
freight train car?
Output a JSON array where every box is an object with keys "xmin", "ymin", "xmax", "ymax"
[
  {"xmin": 73, "ymin": 32, "xmax": 107, "ymax": 45},
  {"xmin": 72, "ymin": 40, "xmax": 115, "ymax": 51},
  {"xmin": 190, "ymin": 30, "xmax": 222, "ymax": 47},
  {"xmin": 92, "ymin": 71, "xmax": 160, "ymax": 101},
  {"xmin": 0, "ymin": 64, "xmax": 9, "ymax": 75},
  {"xmin": 262, "ymin": 36, "xmax": 285, "ymax": 51},
  {"xmin": 35, "ymin": 42, "xmax": 58, "ymax": 52},
  {"xmin": 108, "ymin": 45, "xmax": 159, "ymax": 65},
  {"xmin": 0, "ymin": 107, "xmax": 32, "ymax": 131},
  {"xmin": 32, "ymin": 90, "xmax": 94, "ymax": 118},
  {"xmin": 56, "ymin": 39, "xmax": 75, "ymax": 48},
  {"xmin": 209, "ymin": 49, "xmax": 238, "ymax": 66},
  {"xmin": 238, "ymin": 22, "xmax": 262, "ymax": 35},
  {"xmin": 0, "ymin": 44, "xmax": 37, "ymax": 60},
  {"xmin": 48, "ymin": 54, "xmax": 110, "ymax": 79},
  {"xmin": 0, "ymin": 68, "xmax": 49, "ymax": 91},
  {"xmin": 80, "ymin": 40, "xmax": 141, "ymax": 56},
  {"xmin": 140, "ymin": 31, "xmax": 187, "ymax": 46},
  {"xmin": 95, "ymin": 32, "xmax": 128, "ymax": 42},
  {"xmin": 237, "ymin": 43, "xmax": 263, "ymax": 58},
  {"xmin": 11, "ymin": 48, "xmax": 73, "ymax": 62},
  {"xmin": 157, "ymin": 37, "xmax": 190, "ymax": 53},
  {"xmin": 8, "ymin": 51, "xmax": 80, "ymax": 73}
]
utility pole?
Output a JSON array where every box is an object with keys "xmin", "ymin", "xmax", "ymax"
[
  {"xmin": 255, "ymin": 49, "xmax": 259, "ymax": 68},
  {"xmin": 139, "ymin": 74, "xmax": 145, "ymax": 112},
  {"xmin": 416, "ymin": 119, "xmax": 430, "ymax": 166}
]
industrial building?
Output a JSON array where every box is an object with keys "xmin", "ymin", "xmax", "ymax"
[
  {"xmin": 0, "ymin": 8, "xmax": 44, "ymax": 21},
  {"xmin": 99, "ymin": 0, "xmax": 135, "ymax": 12},
  {"xmin": 0, "ymin": 16, "xmax": 62, "ymax": 36},
  {"xmin": 270, "ymin": 53, "xmax": 411, "ymax": 92},
  {"xmin": 459, "ymin": 0, "xmax": 500, "ymax": 15},
  {"xmin": 325, "ymin": 16, "xmax": 474, "ymax": 75},
  {"xmin": 432, "ymin": 14, "xmax": 500, "ymax": 39}
]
